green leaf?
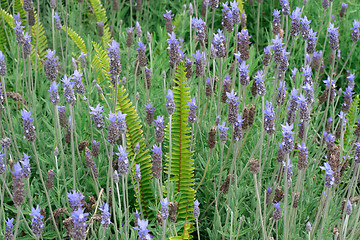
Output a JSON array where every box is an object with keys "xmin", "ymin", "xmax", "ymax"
[
  {"xmin": 62, "ymin": 25, "xmax": 87, "ymax": 54},
  {"xmin": 88, "ymin": 0, "xmax": 111, "ymax": 47}
]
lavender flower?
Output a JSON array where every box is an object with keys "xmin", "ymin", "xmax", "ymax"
[
  {"xmin": 189, "ymin": 3, "xmax": 194, "ymax": 15},
  {"xmin": 136, "ymin": 21, "xmax": 142, "ymax": 38},
  {"xmin": 137, "ymin": 41, "xmax": 148, "ymax": 68},
  {"xmin": 226, "ymin": 89, "xmax": 240, "ymax": 125},
  {"xmin": 144, "ymin": 103, "xmax": 155, "ymax": 125},
  {"xmin": 164, "ymin": 10, "xmax": 174, "ymax": 34},
  {"xmin": 254, "ymin": 70, "xmax": 266, "ymax": 96},
  {"xmin": 233, "ymin": 114, "xmax": 244, "ymax": 141},
  {"xmin": 218, "ymin": 121, "xmax": 228, "ymax": 142},
  {"xmin": 263, "ymin": 46, "xmax": 272, "ymax": 66},
  {"xmin": 92, "ymin": 140, "xmax": 100, "ymax": 157},
  {"xmin": 155, "ymin": 116, "xmax": 165, "ymax": 143},
  {"xmin": 303, "ymin": 83, "xmax": 314, "ymax": 105},
  {"xmin": 61, "ymin": 75, "xmax": 76, "ymax": 106},
  {"xmin": 212, "ymin": 29, "xmax": 226, "ymax": 58},
  {"xmin": 222, "ymin": 2, "xmax": 233, "ymax": 32},
  {"xmin": 327, "ymin": 23, "xmax": 339, "ymax": 51},
  {"xmin": 311, "ymin": 50, "xmax": 322, "ymax": 70},
  {"xmin": 49, "ymin": 81, "xmax": 60, "ymax": 105},
  {"xmin": 264, "ymin": 101, "xmax": 275, "ymax": 135},
  {"xmin": 320, "ymin": 162, "xmax": 334, "ymax": 188},
  {"xmin": 272, "ymin": 202, "xmax": 282, "ymax": 221},
  {"xmin": 185, "ymin": 58, "xmax": 193, "ymax": 79},
  {"xmin": 71, "ymin": 208, "xmax": 88, "ymax": 240},
  {"xmin": 287, "ymin": 88, "xmax": 299, "ymax": 124},
  {"xmin": 272, "ymin": 10, "xmax": 281, "ymax": 36},
  {"xmin": 193, "ymin": 199, "xmax": 200, "ymax": 219},
  {"xmin": 277, "ymin": 80, "xmax": 286, "ymax": 105},
  {"xmin": 44, "ymin": 49, "xmax": 59, "ymax": 82},
  {"xmin": 107, "ymin": 112, "xmax": 120, "ymax": 145},
  {"xmin": 322, "ymin": 0, "xmax": 329, "ymax": 10},
  {"xmin": 193, "ymin": 51, "xmax": 205, "ymax": 77},
  {"xmin": 297, "ymin": 94, "xmax": 310, "ymax": 121},
  {"xmin": 133, "ymin": 219, "xmax": 152, "ymax": 240},
  {"xmin": 116, "ymin": 145, "xmax": 129, "ymax": 176},
  {"xmin": 340, "ymin": 3, "xmax": 348, "ymax": 18},
  {"xmin": 21, "ymin": 153, "xmax": 31, "ymax": 178},
  {"xmin": 161, "ymin": 198, "xmax": 169, "ymax": 220},
  {"xmin": 238, "ymin": 61, "xmax": 250, "ymax": 86},
  {"xmin": 89, "ymin": 104, "xmax": 105, "ymax": 130},
  {"xmin": 354, "ymin": 143, "xmax": 360, "ymax": 163},
  {"xmin": 151, "ymin": 145, "xmax": 162, "ymax": 179},
  {"xmin": 5, "ymin": 218, "xmax": 14, "ymax": 240},
  {"xmin": 23, "ymin": 0, "xmax": 33, "ymax": 12},
  {"xmin": 188, "ymin": 98, "xmax": 197, "ymax": 124},
  {"xmin": 126, "ymin": 27, "xmax": 134, "ymax": 47},
  {"xmin": 192, "ymin": 17, "xmax": 207, "ymax": 45},
  {"xmin": 282, "ymin": 158, "xmax": 293, "ymax": 180},
  {"xmin": 221, "ymin": 76, "xmax": 231, "ymax": 103},
  {"xmin": 144, "ymin": 67, "xmax": 152, "ymax": 89},
  {"xmin": 99, "ymin": 202, "xmax": 111, "ymax": 229},
  {"xmin": 29, "ymin": 205, "xmax": 44, "ymax": 236},
  {"xmin": 73, "ymin": 70, "xmax": 85, "ymax": 95},
  {"xmin": 300, "ymin": 16, "xmax": 311, "ymax": 40},
  {"xmin": 108, "ymin": 40, "xmax": 121, "ymax": 76},
  {"xmin": 281, "ymin": 122, "xmax": 294, "ymax": 153},
  {"xmin": 167, "ymin": 32, "xmax": 182, "ymax": 68},
  {"xmin": 21, "ymin": 109, "xmax": 36, "ymax": 142},
  {"xmin": 166, "ymin": 89, "xmax": 175, "ymax": 115},
  {"xmin": 237, "ymin": 29, "xmax": 251, "ymax": 61},
  {"xmin": 351, "ymin": 20, "xmax": 360, "ymax": 43},
  {"xmin": 306, "ymin": 222, "xmax": 312, "ymax": 232},
  {"xmin": 290, "ymin": 7, "xmax": 301, "ymax": 36},
  {"xmin": 272, "ymin": 35, "xmax": 284, "ymax": 64},
  {"xmin": 54, "ymin": 12, "xmax": 62, "ymax": 30},
  {"xmin": 134, "ymin": 163, "xmax": 141, "ymax": 182},
  {"xmin": 206, "ymin": 78, "xmax": 213, "ymax": 97},
  {"xmin": 117, "ymin": 111, "xmax": 127, "ymax": 135},
  {"xmin": 341, "ymin": 87, "xmax": 353, "ymax": 113},
  {"xmin": 209, "ymin": 0, "xmax": 218, "ymax": 9},
  {"xmin": 0, "ymin": 150, "xmax": 5, "ymax": 174},
  {"xmin": 22, "ymin": 32, "xmax": 31, "ymax": 59},
  {"xmin": 68, "ymin": 190, "xmax": 85, "ymax": 211},
  {"xmin": 0, "ymin": 51, "xmax": 6, "ymax": 76},
  {"xmin": 307, "ymin": 29, "xmax": 317, "ymax": 54},
  {"xmin": 11, "ymin": 162, "xmax": 25, "ymax": 206},
  {"xmin": 298, "ymin": 143, "xmax": 308, "ymax": 169},
  {"xmin": 14, "ymin": 21, "xmax": 25, "ymax": 45},
  {"xmin": 230, "ymin": 1, "xmax": 240, "ymax": 24}
]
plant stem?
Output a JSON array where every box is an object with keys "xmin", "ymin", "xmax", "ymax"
[
  {"xmin": 254, "ymin": 174, "xmax": 267, "ymax": 239},
  {"xmin": 167, "ymin": 115, "xmax": 172, "ymax": 198}
]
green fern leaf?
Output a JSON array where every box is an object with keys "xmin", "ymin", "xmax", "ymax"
[
  {"xmin": 62, "ymin": 26, "xmax": 87, "ymax": 54},
  {"xmin": 116, "ymin": 86, "xmax": 155, "ymax": 219},
  {"xmin": 91, "ymin": 41, "xmax": 109, "ymax": 83},
  {"xmin": 166, "ymin": 62, "xmax": 195, "ymax": 223},
  {"xmin": 30, "ymin": 11, "xmax": 48, "ymax": 60},
  {"xmin": 88, "ymin": 0, "xmax": 111, "ymax": 47},
  {"xmin": 1, "ymin": 9, "xmax": 14, "ymax": 28},
  {"xmin": 345, "ymin": 94, "xmax": 359, "ymax": 144}
]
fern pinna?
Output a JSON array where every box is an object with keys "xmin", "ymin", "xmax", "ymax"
[
  {"xmin": 116, "ymin": 85, "xmax": 155, "ymax": 219},
  {"xmin": 166, "ymin": 62, "xmax": 195, "ymax": 222}
]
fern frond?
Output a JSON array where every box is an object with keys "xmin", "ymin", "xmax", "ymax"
[
  {"xmin": 345, "ymin": 94, "xmax": 360, "ymax": 144},
  {"xmin": 91, "ymin": 41, "xmax": 109, "ymax": 83},
  {"xmin": 62, "ymin": 26, "xmax": 87, "ymax": 54},
  {"xmin": 30, "ymin": 11, "xmax": 48, "ymax": 60},
  {"xmin": 15, "ymin": 0, "xmax": 26, "ymax": 23},
  {"xmin": 116, "ymin": 86, "xmax": 155, "ymax": 219},
  {"xmin": 88, "ymin": 0, "xmax": 110, "ymax": 46},
  {"xmin": 1, "ymin": 9, "xmax": 14, "ymax": 28},
  {"xmin": 166, "ymin": 62, "xmax": 195, "ymax": 223}
]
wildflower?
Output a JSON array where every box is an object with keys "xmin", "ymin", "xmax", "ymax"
[
  {"xmin": 92, "ymin": 140, "xmax": 100, "ymax": 157},
  {"xmin": 73, "ymin": 70, "xmax": 85, "ymax": 95},
  {"xmin": 300, "ymin": 16, "xmax": 311, "ymax": 40},
  {"xmin": 29, "ymin": 205, "xmax": 44, "ymax": 236},
  {"xmin": 249, "ymin": 158, "xmax": 260, "ymax": 174},
  {"xmin": 11, "ymin": 162, "xmax": 25, "ymax": 206},
  {"xmin": 264, "ymin": 101, "xmax": 275, "ymax": 135},
  {"xmin": 226, "ymin": 89, "xmax": 240, "ymax": 125},
  {"xmin": 298, "ymin": 143, "xmax": 308, "ymax": 169},
  {"xmin": 0, "ymin": 51, "xmax": 7, "ymax": 76},
  {"xmin": 311, "ymin": 50, "xmax": 322, "ymax": 70},
  {"xmin": 164, "ymin": 10, "xmax": 174, "ymax": 34},
  {"xmin": 272, "ymin": 10, "xmax": 281, "ymax": 36},
  {"xmin": 5, "ymin": 218, "xmax": 14, "ymax": 240},
  {"xmin": 46, "ymin": 169, "xmax": 55, "ymax": 190},
  {"xmin": 0, "ymin": 150, "xmax": 5, "ymax": 174},
  {"xmin": 297, "ymin": 94, "xmax": 310, "ymax": 121},
  {"xmin": 133, "ymin": 219, "xmax": 152, "ymax": 240},
  {"xmin": 263, "ymin": 46, "xmax": 272, "ymax": 66},
  {"xmin": 155, "ymin": 116, "xmax": 165, "ymax": 143},
  {"xmin": 144, "ymin": 103, "xmax": 155, "ymax": 125},
  {"xmin": 117, "ymin": 111, "xmax": 127, "ymax": 135},
  {"xmin": 290, "ymin": 7, "xmax": 301, "ymax": 36},
  {"xmin": 193, "ymin": 199, "xmax": 200, "ymax": 219},
  {"xmin": 221, "ymin": 76, "xmax": 231, "ymax": 103},
  {"xmin": 230, "ymin": 1, "xmax": 240, "ymax": 24},
  {"xmin": 70, "ymin": 208, "xmax": 88, "ymax": 240},
  {"xmin": 320, "ymin": 162, "xmax": 334, "ymax": 188},
  {"xmin": 185, "ymin": 58, "xmax": 193, "ymax": 79},
  {"xmin": 22, "ymin": 32, "xmax": 31, "ymax": 59},
  {"xmin": 272, "ymin": 202, "xmax": 282, "ymax": 221},
  {"xmin": 189, "ymin": 3, "xmax": 194, "ymax": 15},
  {"xmin": 166, "ymin": 89, "xmax": 175, "ymax": 115},
  {"xmin": 212, "ymin": 29, "xmax": 226, "ymax": 58},
  {"xmin": 345, "ymin": 200, "xmax": 352, "ymax": 215},
  {"xmin": 151, "ymin": 145, "xmax": 162, "ymax": 179},
  {"xmin": 237, "ymin": 29, "xmax": 251, "ymax": 61},
  {"xmin": 54, "ymin": 12, "xmax": 62, "ymax": 30},
  {"xmin": 327, "ymin": 23, "xmax": 339, "ymax": 51},
  {"xmin": 21, "ymin": 109, "xmax": 36, "ymax": 142},
  {"xmin": 339, "ymin": 3, "xmax": 347, "ymax": 18},
  {"xmin": 238, "ymin": 61, "xmax": 250, "ymax": 86},
  {"xmin": 137, "ymin": 41, "xmax": 147, "ymax": 68},
  {"xmin": 354, "ymin": 143, "xmax": 360, "ymax": 163},
  {"xmin": 222, "ymin": 2, "xmax": 233, "ymax": 32},
  {"xmin": 62, "ymin": 75, "xmax": 76, "ymax": 106},
  {"xmin": 134, "ymin": 163, "xmax": 141, "ymax": 183},
  {"xmin": 281, "ymin": 122, "xmax": 294, "ymax": 153},
  {"xmin": 233, "ymin": 114, "xmax": 244, "ymax": 141},
  {"xmin": 286, "ymin": 88, "xmax": 298, "ymax": 125},
  {"xmin": 160, "ymin": 198, "xmax": 169, "ymax": 220},
  {"xmin": 341, "ymin": 87, "xmax": 353, "ymax": 113},
  {"xmin": 351, "ymin": 20, "xmax": 360, "ymax": 43},
  {"xmin": 58, "ymin": 106, "xmax": 67, "ymax": 128},
  {"xmin": 50, "ymin": 0, "xmax": 56, "ymax": 9},
  {"xmin": 144, "ymin": 67, "xmax": 151, "ymax": 90},
  {"xmin": 99, "ymin": 202, "xmax": 111, "ymax": 229},
  {"xmin": 97, "ymin": 22, "xmax": 104, "ymax": 37},
  {"xmin": 266, "ymin": 186, "xmax": 273, "ymax": 204},
  {"xmin": 206, "ymin": 78, "xmax": 213, "ymax": 97},
  {"xmin": 282, "ymin": 158, "xmax": 293, "ymax": 180},
  {"xmin": 167, "ymin": 32, "xmax": 183, "ymax": 68},
  {"xmin": 126, "ymin": 27, "xmax": 134, "ymax": 47},
  {"xmin": 108, "ymin": 40, "xmax": 121, "ymax": 76},
  {"xmin": 107, "ymin": 112, "xmax": 120, "ymax": 145},
  {"xmin": 44, "ymin": 49, "xmax": 59, "ymax": 82},
  {"xmin": 192, "ymin": 17, "xmax": 207, "ymax": 45},
  {"xmin": 218, "ymin": 121, "xmax": 229, "ymax": 143},
  {"xmin": 188, "ymin": 98, "xmax": 197, "ymax": 124},
  {"xmin": 49, "ymin": 81, "xmax": 60, "ymax": 105},
  {"xmin": 193, "ymin": 51, "xmax": 205, "ymax": 77},
  {"xmin": 347, "ymin": 73, "xmax": 355, "ymax": 91},
  {"xmin": 136, "ymin": 21, "xmax": 142, "ymax": 38},
  {"xmin": 322, "ymin": 0, "xmax": 329, "ymax": 10},
  {"xmin": 307, "ymin": 29, "xmax": 317, "ymax": 54},
  {"xmin": 116, "ymin": 145, "xmax": 129, "ymax": 176},
  {"xmin": 277, "ymin": 80, "xmax": 286, "ymax": 105},
  {"xmin": 89, "ymin": 104, "xmax": 105, "ymax": 130},
  {"xmin": 23, "ymin": 0, "xmax": 33, "ymax": 12},
  {"xmin": 67, "ymin": 190, "xmax": 85, "ymax": 211},
  {"xmin": 272, "ymin": 35, "xmax": 284, "ymax": 64},
  {"xmin": 306, "ymin": 222, "xmax": 312, "ymax": 232},
  {"xmin": 14, "ymin": 21, "xmax": 25, "ymax": 45},
  {"xmin": 254, "ymin": 70, "xmax": 266, "ymax": 96}
]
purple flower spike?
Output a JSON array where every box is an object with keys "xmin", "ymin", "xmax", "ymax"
[
  {"xmin": 227, "ymin": 89, "xmax": 240, "ymax": 125},
  {"xmin": 230, "ymin": 1, "xmax": 240, "ymax": 24},
  {"xmin": 73, "ymin": 70, "xmax": 85, "ymax": 95},
  {"xmin": 192, "ymin": 17, "xmax": 207, "ymax": 45},
  {"xmin": 151, "ymin": 145, "xmax": 162, "ymax": 179},
  {"xmin": 135, "ymin": 163, "xmax": 141, "ymax": 182},
  {"xmin": 307, "ymin": 29, "xmax": 317, "ymax": 54},
  {"xmin": 222, "ymin": 2, "xmax": 234, "ymax": 33},
  {"xmin": 161, "ymin": 198, "xmax": 169, "ymax": 220},
  {"xmin": 188, "ymin": 98, "xmax": 197, "ymax": 124},
  {"xmin": 99, "ymin": 202, "xmax": 111, "ymax": 229},
  {"xmin": 70, "ymin": 208, "xmax": 89, "ymax": 240},
  {"xmin": 5, "ymin": 218, "xmax": 14, "ymax": 240},
  {"xmin": 49, "ymin": 81, "xmax": 60, "ymax": 105},
  {"xmin": 300, "ymin": 16, "xmax": 311, "ymax": 40},
  {"xmin": 238, "ymin": 61, "xmax": 249, "ymax": 86},
  {"xmin": 272, "ymin": 201, "xmax": 282, "ymax": 221},
  {"xmin": 167, "ymin": 32, "xmax": 183, "ymax": 68},
  {"xmin": 21, "ymin": 109, "xmax": 36, "ymax": 142},
  {"xmin": 21, "ymin": 153, "xmax": 31, "ymax": 178},
  {"xmin": 108, "ymin": 40, "xmax": 121, "ymax": 77},
  {"xmin": 254, "ymin": 70, "xmax": 266, "ymax": 96},
  {"xmin": 280, "ymin": 0, "xmax": 290, "ymax": 15},
  {"xmin": 193, "ymin": 199, "xmax": 200, "ymax": 219},
  {"xmin": 166, "ymin": 89, "xmax": 175, "ymax": 115},
  {"xmin": 264, "ymin": 101, "xmax": 275, "ymax": 135},
  {"xmin": 193, "ymin": 50, "xmax": 205, "ymax": 77},
  {"xmin": 133, "ymin": 219, "xmax": 152, "ymax": 239},
  {"xmin": 54, "ymin": 12, "xmax": 62, "ymax": 30},
  {"xmin": 145, "ymin": 103, "xmax": 155, "ymax": 125},
  {"xmin": 237, "ymin": 29, "xmax": 251, "ymax": 61},
  {"xmin": 218, "ymin": 121, "xmax": 228, "ymax": 142},
  {"xmin": 116, "ymin": 145, "xmax": 129, "ymax": 176},
  {"xmin": 67, "ymin": 190, "xmax": 85, "ymax": 211},
  {"xmin": 0, "ymin": 51, "xmax": 7, "ymax": 77},
  {"xmin": 212, "ymin": 29, "xmax": 226, "ymax": 58},
  {"xmin": 351, "ymin": 20, "xmax": 360, "ymax": 42},
  {"xmin": 272, "ymin": 35, "xmax": 284, "ymax": 64},
  {"xmin": 272, "ymin": 9, "xmax": 281, "ymax": 36},
  {"xmin": 61, "ymin": 75, "xmax": 76, "ymax": 106},
  {"xmin": 327, "ymin": 23, "xmax": 339, "ymax": 51},
  {"xmin": 290, "ymin": 7, "xmax": 301, "ymax": 36},
  {"xmin": 89, "ymin": 104, "xmax": 105, "ymax": 130},
  {"xmin": 44, "ymin": 49, "xmax": 59, "ymax": 82},
  {"xmin": 320, "ymin": 162, "xmax": 334, "ymax": 188},
  {"xmin": 233, "ymin": 114, "xmax": 244, "ymax": 141},
  {"xmin": 281, "ymin": 122, "xmax": 294, "ymax": 153},
  {"xmin": 137, "ymin": 41, "xmax": 148, "ymax": 68},
  {"xmin": 164, "ymin": 10, "xmax": 174, "ymax": 34},
  {"xmin": 29, "ymin": 205, "xmax": 44, "ymax": 236},
  {"xmin": 155, "ymin": 116, "xmax": 165, "ymax": 143}
]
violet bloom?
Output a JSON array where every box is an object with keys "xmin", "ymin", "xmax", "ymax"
[
  {"xmin": 351, "ymin": 20, "xmax": 360, "ymax": 43},
  {"xmin": 272, "ymin": 9, "xmax": 281, "ymax": 36},
  {"xmin": 144, "ymin": 103, "xmax": 155, "ymax": 125},
  {"xmin": 287, "ymin": 88, "xmax": 299, "ymax": 124},
  {"xmin": 29, "ymin": 205, "xmax": 44, "ymax": 236},
  {"xmin": 99, "ymin": 202, "xmax": 111, "ymax": 229},
  {"xmin": 116, "ymin": 145, "xmax": 129, "ymax": 176},
  {"xmin": 61, "ymin": 75, "xmax": 76, "ymax": 106},
  {"xmin": 11, "ymin": 162, "xmax": 25, "ymax": 206},
  {"xmin": 163, "ymin": 10, "xmax": 174, "ymax": 34},
  {"xmin": 133, "ymin": 218, "xmax": 152, "ymax": 240},
  {"xmin": 281, "ymin": 122, "xmax": 294, "ymax": 153},
  {"xmin": 21, "ymin": 153, "xmax": 31, "ymax": 178},
  {"xmin": 322, "ymin": 0, "xmax": 329, "ymax": 10},
  {"xmin": 49, "ymin": 81, "xmax": 60, "ymax": 105},
  {"xmin": 226, "ymin": 89, "xmax": 240, "ymax": 125},
  {"xmin": 193, "ymin": 51, "xmax": 205, "ymax": 77},
  {"xmin": 22, "ymin": 32, "xmax": 31, "ymax": 59},
  {"xmin": 276, "ymin": 80, "xmax": 286, "ymax": 106},
  {"xmin": 347, "ymin": 73, "xmax": 355, "ymax": 91},
  {"xmin": 89, "ymin": 104, "xmax": 105, "ymax": 130},
  {"xmin": 185, "ymin": 58, "xmax": 193, "ymax": 79},
  {"xmin": 151, "ymin": 145, "xmax": 162, "ymax": 179},
  {"xmin": 166, "ymin": 89, "xmax": 175, "ymax": 115},
  {"xmin": 155, "ymin": 116, "xmax": 165, "ymax": 143},
  {"xmin": 44, "ymin": 49, "xmax": 59, "ymax": 82},
  {"xmin": 264, "ymin": 101, "xmax": 275, "ymax": 135},
  {"xmin": 254, "ymin": 70, "xmax": 266, "ymax": 96},
  {"xmin": 302, "ymin": 65, "xmax": 313, "ymax": 86},
  {"xmin": 278, "ymin": 51, "xmax": 289, "ymax": 79},
  {"xmin": 54, "ymin": 12, "xmax": 62, "ymax": 30},
  {"xmin": 303, "ymin": 83, "xmax": 314, "ymax": 104},
  {"xmin": 307, "ymin": 29, "xmax": 317, "ymax": 54},
  {"xmin": 263, "ymin": 46, "xmax": 272, "ymax": 66},
  {"xmin": 298, "ymin": 143, "xmax": 308, "ymax": 169},
  {"xmin": 5, "ymin": 218, "xmax": 14, "ymax": 240},
  {"xmin": 354, "ymin": 142, "xmax": 360, "ymax": 163},
  {"xmin": 108, "ymin": 40, "xmax": 121, "ymax": 77},
  {"xmin": 238, "ymin": 61, "xmax": 250, "ymax": 86},
  {"xmin": 21, "ymin": 109, "xmax": 36, "ymax": 142},
  {"xmin": 137, "ymin": 41, "xmax": 148, "ymax": 68},
  {"xmin": 0, "ymin": 51, "xmax": 7, "ymax": 77},
  {"xmin": 107, "ymin": 111, "xmax": 120, "ymax": 145},
  {"xmin": 272, "ymin": 202, "xmax": 282, "ymax": 221},
  {"xmin": 280, "ymin": 0, "xmax": 290, "ymax": 15},
  {"xmin": 237, "ymin": 29, "xmax": 251, "ymax": 61},
  {"xmin": 233, "ymin": 114, "xmax": 244, "ymax": 142},
  {"xmin": 290, "ymin": 7, "xmax": 301, "ymax": 36},
  {"xmin": 0, "ymin": 150, "xmax": 5, "ymax": 174},
  {"xmin": 230, "ymin": 1, "xmax": 240, "ymax": 24},
  {"xmin": 209, "ymin": 0, "xmax": 218, "ymax": 9},
  {"xmin": 221, "ymin": 2, "xmax": 233, "ymax": 33},
  {"xmin": 13, "ymin": 21, "xmax": 25, "ymax": 45},
  {"xmin": 298, "ymin": 94, "xmax": 310, "ymax": 121},
  {"xmin": 311, "ymin": 50, "xmax": 322, "ymax": 70},
  {"xmin": 206, "ymin": 78, "xmax": 212, "ymax": 97},
  {"xmin": 327, "ymin": 23, "xmax": 339, "ymax": 51},
  {"xmin": 167, "ymin": 32, "xmax": 183, "ymax": 68},
  {"xmin": 70, "ymin": 208, "xmax": 88, "ymax": 240},
  {"xmin": 134, "ymin": 163, "xmax": 141, "ymax": 183},
  {"xmin": 300, "ymin": 16, "xmax": 311, "ymax": 40},
  {"xmin": 73, "ymin": 70, "xmax": 85, "ymax": 95},
  {"xmin": 126, "ymin": 27, "xmax": 134, "ymax": 47},
  {"xmin": 340, "ymin": 3, "xmax": 348, "ymax": 18},
  {"xmin": 188, "ymin": 98, "xmax": 197, "ymax": 124},
  {"xmin": 136, "ymin": 21, "xmax": 142, "ymax": 38},
  {"xmin": 212, "ymin": 29, "xmax": 226, "ymax": 58},
  {"xmin": 282, "ymin": 158, "xmax": 293, "ymax": 180},
  {"xmin": 218, "ymin": 121, "xmax": 228, "ymax": 142},
  {"xmin": 341, "ymin": 87, "xmax": 353, "ymax": 113},
  {"xmin": 272, "ymin": 35, "xmax": 284, "ymax": 64},
  {"xmin": 320, "ymin": 162, "xmax": 334, "ymax": 188},
  {"xmin": 192, "ymin": 17, "xmax": 207, "ymax": 45},
  {"xmin": 117, "ymin": 111, "xmax": 127, "ymax": 135},
  {"xmin": 68, "ymin": 190, "xmax": 85, "ymax": 211},
  {"xmin": 193, "ymin": 199, "xmax": 200, "ymax": 219},
  {"xmin": 161, "ymin": 198, "xmax": 169, "ymax": 220},
  {"xmin": 291, "ymin": 68, "xmax": 297, "ymax": 83}
]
